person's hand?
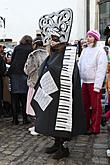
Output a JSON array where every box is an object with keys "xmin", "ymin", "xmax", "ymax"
[{"xmin": 94, "ymin": 88, "xmax": 100, "ymax": 93}]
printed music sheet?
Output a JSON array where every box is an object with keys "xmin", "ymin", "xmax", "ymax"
[
  {"xmin": 40, "ymin": 71, "xmax": 58, "ymax": 94},
  {"xmin": 33, "ymin": 87, "xmax": 53, "ymax": 111}
]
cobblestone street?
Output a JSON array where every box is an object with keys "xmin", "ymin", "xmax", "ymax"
[{"xmin": 0, "ymin": 117, "xmax": 110, "ymax": 165}]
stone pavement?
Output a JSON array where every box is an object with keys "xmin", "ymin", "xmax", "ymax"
[{"xmin": 0, "ymin": 117, "xmax": 110, "ymax": 165}]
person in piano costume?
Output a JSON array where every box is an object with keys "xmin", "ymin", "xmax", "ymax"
[
  {"xmin": 78, "ymin": 30, "xmax": 108, "ymax": 135},
  {"xmin": 31, "ymin": 31, "xmax": 86, "ymax": 159}
]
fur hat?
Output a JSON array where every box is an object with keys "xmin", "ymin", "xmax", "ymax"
[
  {"xmin": 87, "ymin": 30, "xmax": 100, "ymax": 41},
  {"xmin": 33, "ymin": 36, "xmax": 42, "ymax": 44}
]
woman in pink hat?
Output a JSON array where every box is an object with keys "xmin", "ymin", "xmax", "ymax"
[{"xmin": 78, "ymin": 30, "xmax": 108, "ymax": 135}]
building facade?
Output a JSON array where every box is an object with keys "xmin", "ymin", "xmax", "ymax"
[
  {"xmin": 71, "ymin": 0, "xmax": 110, "ymax": 41},
  {"xmin": 70, "ymin": 0, "xmax": 86, "ymax": 41},
  {"xmin": 98, "ymin": 0, "xmax": 110, "ymax": 40},
  {"xmin": 87, "ymin": 0, "xmax": 110, "ymax": 40}
]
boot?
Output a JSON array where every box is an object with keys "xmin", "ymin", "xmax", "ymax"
[
  {"xmin": 22, "ymin": 112, "xmax": 31, "ymax": 124},
  {"xmin": 23, "ymin": 118, "xmax": 31, "ymax": 124},
  {"xmin": 3, "ymin": 102, "xmax": 12, "ymax": 117},
  {"xmin": 19, "ymin": 93, "xmax": 30, "ymax": 124},
  {"xmin": 12, "ymin": 119, "xmax": 19, "ymax": 125},
  {"xmin": 12, "ymin": 107, "xmax": 19, "ymax": 125},
  {"xmin": 101, "ymin": 115, "xmax": 106, "ymax": 127},
  {"xmin": 45, "ymin": 138, "xmax": 61, "ymax": 154},
  {"xmin": 52, "ymin": 145, "xmax": 70, "ymax": 159},
  {"xmin": 22, "ymin": 107, "xmax": 31, "ymax": 124},
  {"xmin": 11, "ymin": 94, "xmax": 19, "ymax": 125},
  {"xmin": 12, "ymin": 108, "xmax": 19, "ymax": 125}
]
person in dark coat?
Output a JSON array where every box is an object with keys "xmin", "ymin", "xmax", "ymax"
[
  {"xmin": 31, "ymin": 32, "xmax": 86, "ymax": 159},
  {"xmin": 0, "ymin": 44, "xmax": 6, "ymax": 117},
  {"xmin": 7, "ymin": 35, "xmax": 33, "ymax": 125},
  {"xmin": 104, "ymin": 24, "xmax": 110, "ymax": 46}
]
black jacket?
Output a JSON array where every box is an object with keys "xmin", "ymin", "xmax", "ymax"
[
  {"xmin": 0, "ymin": 56, "xmax": 6, "ymax": 77},
  {"xmin": 0, "ymin": 56, "xmax": 6, "ymax": 100},
  {"xmin": 7, "ymin": 43, "xmax": 33, "ymax": 75}
]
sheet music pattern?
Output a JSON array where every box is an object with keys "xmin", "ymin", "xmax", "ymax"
[
  {"xmin": 55, "ymin": 46, "xmax": 76, "ymax": 132},
  {"xmin": 33, "ymin": 71, "xmax": 58, "ymax": 111}
]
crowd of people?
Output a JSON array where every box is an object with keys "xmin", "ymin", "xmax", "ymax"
[{"xmin": 0, "ymin": 24, "xmax": 110, "ymax": 159}]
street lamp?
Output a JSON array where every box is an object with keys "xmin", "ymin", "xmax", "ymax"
[{"xmin": 0, "ymin": 16, "xmax": 5, "ymax": 29}]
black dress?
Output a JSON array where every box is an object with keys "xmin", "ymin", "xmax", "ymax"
[{"xmin": 31, "ymin": 44, "xmax": 86, "ymax": 139}]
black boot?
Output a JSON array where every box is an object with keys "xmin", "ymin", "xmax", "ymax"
[
  {"xmin": 12, "ymin": 119, "xmax": 19, "ymax": 125},
  {"xmin": 22, "ymin": 110, "xmax": 31, "ymax": 124},
  {"xmin": 12, "ymin": 107, "xmax": 19, "ymax": 125},
  {"xmin": 101, "ymin": 115, "xmax": 107, "ymax": 127},
  {"xmin": 23, "ymin": 118, "xmax": 31, "ymax": 124},
  {"xmin": 12, "ymin": 106, "xmax": 19, "ymax": 125},
  {"xmin": 11, "ymin": 94, "xmax": 19, "ymax": 125},
  {"xmin": 20, "ymin": 94, "xmax": 31, "ymax": 124},
  {"xmin": 52, "ymin": 145, "xmax": 70, "ymax": 159},
  {"xmin": 45, "ymin": 138, "xmax": 61, "ymax": 154}
]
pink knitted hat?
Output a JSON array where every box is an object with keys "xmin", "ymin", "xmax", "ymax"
[{"xmin": 87, "ymin": 30, "xmax": 100, "ymax": 41}]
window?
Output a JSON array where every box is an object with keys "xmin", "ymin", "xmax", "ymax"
[{"xmin": 99, "ymin": 1, "xmax": 110, "ymax": 40}]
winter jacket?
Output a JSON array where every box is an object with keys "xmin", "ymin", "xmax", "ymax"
[
  {"xmin": 0, "ymin": 56, "xmax": 6, "ymax": 100},
  {"xmin": 7, "ymin": 43, "xmax": 33, "ymax": 75},
  {"xmin": 78, "ymin": 45, "xmax": 108, "ymax": 91},
  {"xmin": 24, "ymin": 48, "xmax": 48, "ymax": 88},
  {"xmin": 0, "ymin": 56, "xmax": 6, "ymax": 76}
]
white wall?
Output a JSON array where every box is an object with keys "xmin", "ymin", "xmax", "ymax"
[
  {"xmin": 90, "ymin": 0, "xmax": 99, "ymax": 30},
  {"xmin": 70, "ymin": 0, "xmax": 86, "ymax": 41}
]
